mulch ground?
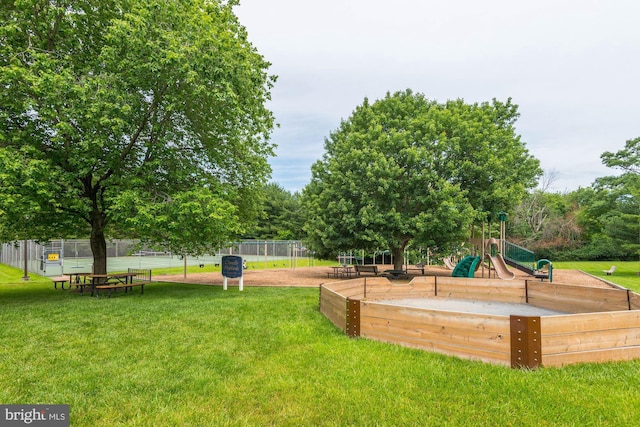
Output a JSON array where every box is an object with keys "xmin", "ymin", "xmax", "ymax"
[{"xmin": 154, "ymin": 264, "xmax": 618, "ymax": 289}]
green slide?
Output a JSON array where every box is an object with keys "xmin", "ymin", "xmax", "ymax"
[{"xmin": 451, "ymin": 255, "xmax": 481, "ymax": 278}]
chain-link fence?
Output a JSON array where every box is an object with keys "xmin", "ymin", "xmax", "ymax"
[{"xmin": 0, "ymin": 239, "xmax": 313, "ymax": 277}]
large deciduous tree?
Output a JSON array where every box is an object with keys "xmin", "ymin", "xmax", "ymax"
[
  {"xmin": 245, "ymin": 183, "xmax": 306, "ymax": 240},
  {"xmin": 594, "ymin": 137, "xmax": 640, "ymax": 259},
  {"xmin": 303, "ymin": 90, "xmax": 541, "ymax": 269},
  {"xmin": 601, "ymin": 137, "xmax": 640, "ymax": 175},
  {"xmin": 0, "ymin": 0, "xmax": 275, "ymax": 273}
]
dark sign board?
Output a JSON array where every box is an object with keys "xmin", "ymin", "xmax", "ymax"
[{"xmin": 222, "ymin": 255, "xmax": 243, "ymax": 278}]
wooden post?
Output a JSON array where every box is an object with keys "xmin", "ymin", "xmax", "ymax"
[
  {"xmin": 510, "ymin": 315, "xmax": 541, "ymax": 369},
  {"xmin": 22, "ymin": 239, "xmax": 29, "ymax": 281},
  {"xmin": 346, "ymin": 298, "xmax": 361, "ymax": 338}
]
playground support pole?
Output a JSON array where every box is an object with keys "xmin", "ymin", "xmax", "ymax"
[
  {"xmin": 22, "ymin": 240, "xmax": 29, "ymax": 281},
  {"xmin": 499, "ymin": 212, "xmax": 507, "ymax": 255},
  {"xmin": 481, "ymin": 221, "xmax": 486, "ymax": 278}
]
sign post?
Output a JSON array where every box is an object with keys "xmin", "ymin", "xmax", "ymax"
[{"xmin": 221, "ymin": 255, "xmax": 243, "ymax": 291}]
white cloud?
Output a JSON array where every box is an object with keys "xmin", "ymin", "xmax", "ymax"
[{"xmin": 237, "ymin": 0, "xmax": 640, "ymax": 193}]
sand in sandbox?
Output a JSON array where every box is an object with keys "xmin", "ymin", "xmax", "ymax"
[{"xmin": 378, "ymin": 297, "xmax": 566, "ymax": 316}]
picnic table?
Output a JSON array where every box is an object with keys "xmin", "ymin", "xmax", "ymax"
[
  {"xmin": 51, "ymin": 272, "xmax": 91, "ymax": 289},
  {"xmin": 327, "ymin": 266, "xmax": 356, "ymax": 279},
  {"xmin": 52, "ymin": 269, "xmax": 151, "ymax": 296},
  {"xmin": 66, "ymin": 272, "xmax": 92, "ymax": 284},
  {"xmin": 51, "ymin": 276, "xmax": 70, "ymax": 290},
  {"xmin": 82, "ymin": 272, "xmax": 141, "ymax": 297}
]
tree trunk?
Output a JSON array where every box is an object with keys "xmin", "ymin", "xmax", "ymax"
[
  {"xmin": 90, "ymin": 208, "xmax": 108, "ymax": 274},
  {"xmin": 392, "ymin": 246, "xmax": 404, "ymax": 271}
]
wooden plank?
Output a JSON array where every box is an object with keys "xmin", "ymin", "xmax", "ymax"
[
  {"xmin": 361, "ymin": 302, "xmax": 509, "ymax": 340},
  {"xmin": 320, "ymin": 308, "xmax": 346, "ymax": 332},
  {"xmin": 319, "ymin": 288, "xmax": 347, "ymax": 331},
  {"xmin": 365, "ymin": 283, "xmax": 436, "ymax": 293},
  {"xmin": 528, "ymin": 283, "xmax": 629, "ymax": 313},
  {"xmin": 322, "ymin": 281, "xmax": 364, "ymax": 292},
  {"xmin": 531, "ymin": 292, "xmax": 629, "ymax": 312},
  {"xmin": 542, "ymin": 311, "xmax": 640, "ymax": 334},
  {"xmin": 432, "ymin": 290, "xmax": 520, "ymax": 300},
  {"xmin": 319, "ymin": 293, "xmax": 346, "ymax": 318},
  {"xmin": 319, "ymin": 288, "xmax": 342, "ymax": 302},
  {"xmin": 321, "ymin": 282, "xmax": 365, "ymax": 299},
  {"xmin": 319, "ymin": 299, "xmax": 345, "ymax": 322},
  {"xmin": 435, "ymin": 291, "xmax": 524, "ymax": 304},
  {"xmin": 629, "ymin": 291, "xmax": 640, "ymax": 310},
  {"xmin": 360, "ymin": 314, "xmax": 510, "ymax": 352},
  {"xmin": 435, "ymin": 283, "xmax": 526, "ymax": 304},
  {"xmin": 367, "ymin": 292, "xmax": 436, "ymax": 301},
  {"xmin": 361, "ymin": 306, "xmax": 512, "ymax": 337},
  {"xmin": 531, "ymin": 282, "xmax": 630, "ymax": 302},
  {"xmin": 365, "ymin": 283, "xmax": 436, "ymax": 301},
  {"xmin": 319, "ymin": 286, "xmax": 344, "ymax": 302},
  {"xmin": 542, "ymin": 346, "xmax": 640, "ymax": 367},
  {"xmin": 362, "ymin": 277, "xmax": 396, "ymax": 286},
  {"xmin": 436, "ymin": 277, "xmax": 527, "ymax": 288},
  {"xmin": 362, "ymin": 328, "xmax": 511, "ymax": 365},
  {"xmin": 361, "ymin": 302, "xmax": 511, "ymax": 335},
  {"xmin": 360, "ymin": 301, "xmax": 512, "ymax": 365},
  {"xmin": 542, "ymin": 327, "xmax": 640, "ymax": 354},
  {"xmin": 408, "ymin": 276, "xmax": 436, "ymax": 286},
  {"xmin": 339, "ymin": 288, "xmax": 365, "ymax": 299}
]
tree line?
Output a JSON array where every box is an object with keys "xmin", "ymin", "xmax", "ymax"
[
  {"xmin": 250, "ymin": 116, "xmax": 640, "ymax": 265},
  {"xmin": 2, "ymin": 3, "xmax": 637, "ymax": 273},
  {"xmin": 509, "ymin": 138, "xmax": 640, "ymax": 261}
]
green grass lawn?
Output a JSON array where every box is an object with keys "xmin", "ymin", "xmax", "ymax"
[
  {"xmin": 553, "ymin": 260, "xmax": 640, "ymax": 292},
  {"xmin": 151, "ymin": 258, "xmax": 337, "ymax": 276},
  {"xmin": 2, "ymin": 263, "xmax": 640, "ymax": 426}
]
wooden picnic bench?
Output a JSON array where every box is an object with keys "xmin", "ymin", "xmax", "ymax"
[
  {"xmin": 95, "ymin": 281, "xmax": 146, "ymax": 298},
  {"xmin": 91, "ymin": 269, "xmax": 152, "ymax": 298},
  {"xmin": 70, "ymin": 282, "xmax": 93, "ymax": 295},
  {"xmin": 404, "ymin": 263, "xmax": 426, "ymax": 275},
  {"xmin": 354, "ymin": 265, "xmax": 379, "ymax": 276},
  {"xmin": 51, "ymin": 276, "xmax": 69, "ymax": 290},
  {"xmin": 327, "ymin": 266, "xmax": 356, "ymax": 279}
]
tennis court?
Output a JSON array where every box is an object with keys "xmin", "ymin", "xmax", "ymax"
[{"xmin": 1, "ymin": 239, "xmax": 311, "ymax": 277}]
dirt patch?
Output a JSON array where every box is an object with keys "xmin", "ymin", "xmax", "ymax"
[{"xmin": 154, "ymin": 265, "xmax": 618, "ymax": 289}]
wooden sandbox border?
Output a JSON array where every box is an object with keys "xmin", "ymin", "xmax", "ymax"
[{"xmin": 319, "ymin": 276, "xmax": 640, "ymax": 369}]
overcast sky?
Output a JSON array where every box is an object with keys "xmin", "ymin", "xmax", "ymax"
[{"xmin": 235, "ymin": 0, "xmax": 640, "ymax": 193}]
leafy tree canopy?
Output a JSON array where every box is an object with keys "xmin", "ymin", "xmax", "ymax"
[
  {"xmin": 243, "ymin": 183, "xmax": 305, "ymax": 240},
  {"xmin": 303, "ymin": 90, "xmax": 541, "ymax": 268},
  {"xmin": 0, "ymin": 0, "xmax": 275, "ymax": 272},
  {"xmin": 602, "ymin": 137, "xmax": 640, "ymax": 176}
]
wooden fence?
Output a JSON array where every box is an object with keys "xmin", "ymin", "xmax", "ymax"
[{"xmin": 320, "ymin": 276, "xmax": 640, "ymax": 368}]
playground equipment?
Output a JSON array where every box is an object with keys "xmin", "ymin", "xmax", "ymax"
[
  {"xmin": 534, "ymin": 259, "xmax": 553, "ymax": 281},
  {"xmin": 451, "ymin": 255, "xmax": 481, "ymax": 278},
  {"xmin": 443, "ymin": 257, "xmax": 456, "ymax": 270},
  {"xmin": 485, "ymin": 238, "xmax": 515, "ymax": 280},
  {"xmin": 479, "ymin": 212, "xmax": 553, "ymax": 282}
]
